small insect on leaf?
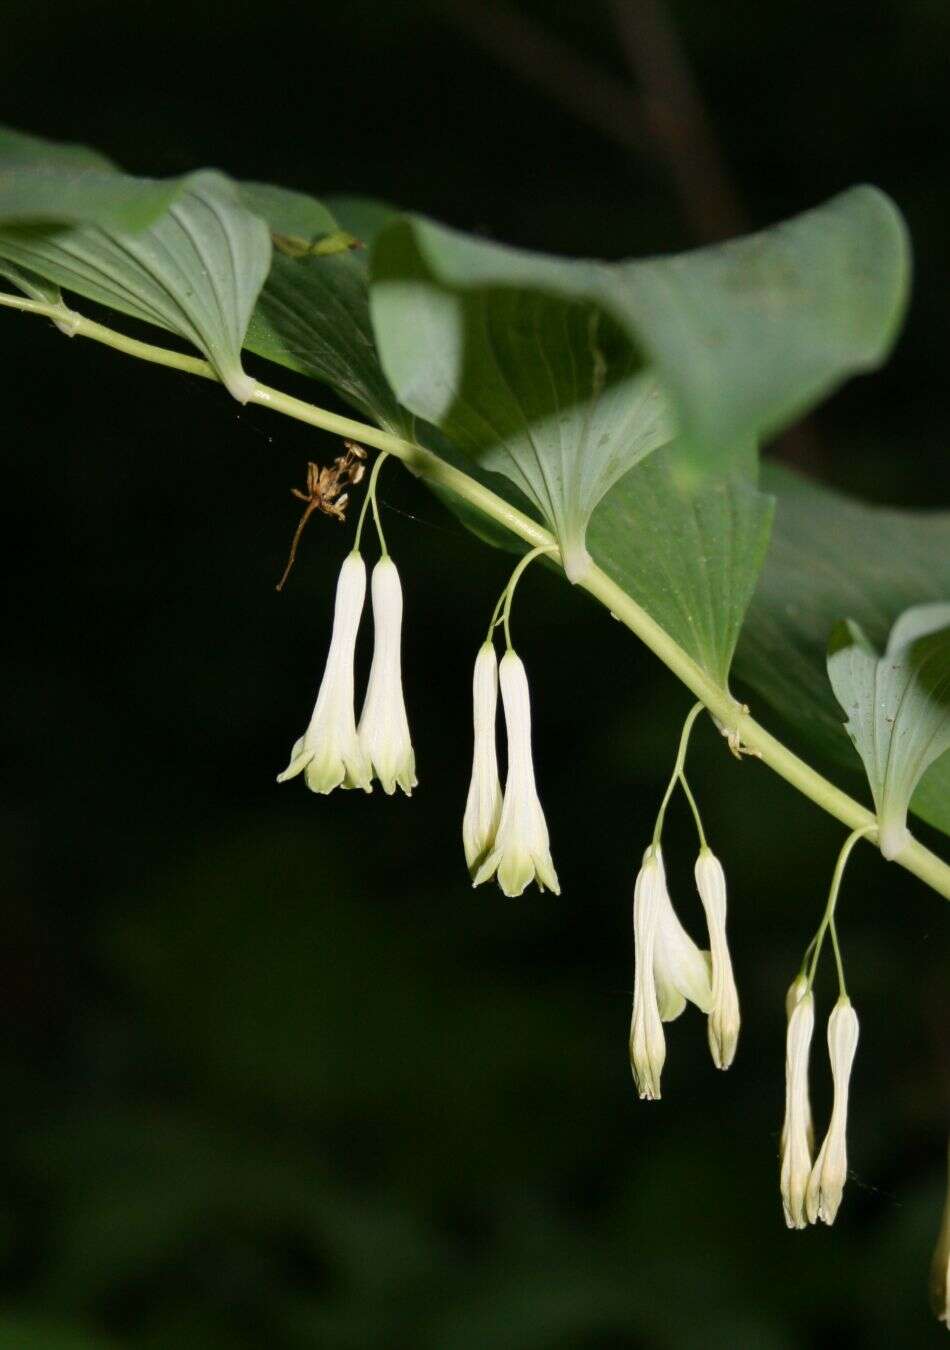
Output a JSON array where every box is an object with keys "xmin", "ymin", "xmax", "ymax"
[{"xmin": 272, "ymin": 229, "xmax": 362, "ymax": 259}]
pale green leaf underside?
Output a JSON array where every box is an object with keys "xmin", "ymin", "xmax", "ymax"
[
  {"xmin": 827, "ymin": 607, "xmax": 950, "ymax": 858},
  {"xmin": 0, "ymin": 169, "xmax": 271, "ymax": 402},
  {"xmin": 735, "ymin": 466, "xmax": 950, "ymax": 840},
  {"xmin": 589, "ymin": 442, "xmax": 774, "ymax": 687},
  {"xmin": 370, "ymin": 216, "xmax": 675, "ymax": 580}
]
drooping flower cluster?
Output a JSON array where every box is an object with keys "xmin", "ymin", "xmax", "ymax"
[
  {"xmin": 275, "ymin": 469, "xmax": 900, "ymax": 1260},
  {"xmin": 780, "ymin": 985, "xmax": 860, "ymax": 1229},
  {"xmin": 278, "ymin": 550, "xmax": 416, "ymax": 797}
]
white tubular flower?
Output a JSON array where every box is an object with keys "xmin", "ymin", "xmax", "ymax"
[
  {"xmin": 694, "ymin": 848, "xmax": 741, "ymax": 1069},
  {"xmin": 357, "ymin": 557, "xmax": 417, "ymax": 796},
  {"xmin": 473, "ymin": 650, "xmax": 560, "ymax": 897},
  {"xmin": 931, "ymin": 1138, "xmax": 950, "ymax": 1329},
  {"xmin": 653, "ymin": 862, "xmax": 713, "ymax": 1023},
  {"xmin": 780, "ymin": 978, "xmax": 816, "ymax": 1229},
  {"xmin": 806, "ymin": 995, "xmax": 860, "ymax": 1225},
  {"xmin": 277, "ymin": 551, "xmax": 372, "ymax": 795},
  {"xmin": 629, "ymin": 846, "xmax": 667, "ymax": 1100},
  {"xmin": 462, "ymin": 642, "xmax": 502, "ymax": 873}
]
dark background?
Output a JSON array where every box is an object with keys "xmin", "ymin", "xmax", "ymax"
[{"xmin": 2, "ymin": 2, "xmax": 949, "ymax": 1347}]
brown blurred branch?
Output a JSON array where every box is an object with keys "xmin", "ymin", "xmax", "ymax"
[
  {"xmin": 609, "ymin": 0, "xmax": 745, "ymax": 241},
  {"xmin": 442, "ymin": 0, "xmax": 819, "ymax": 463},
  {"xmin": 443, "ymin": 0, "xmax": 652, "ymax": 157},
  {"xmin": 442, "ymin": 0, "xmax": 744, "ymax": 243}
]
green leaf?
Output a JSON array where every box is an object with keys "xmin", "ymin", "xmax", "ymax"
[
  {"xmin": 240, "ymin": 180, "xmax": 338, "ymax": 239},
  {"xmin": 0, "ymin": 169, "xmax": 271, "ymax": 402},
  {"xmin": 328, "ymin": 194, "xmax": 403, "ymax": 247},
  {"xmin": 0, "ymin": 124, "xmax": 185, "ymax": 231},
  {"xmin": 589, "ymin": 441, "xmax": 774, "ymax": 685},
  {"xmin": 0, "ymin": 256, "xmax": 62, "ymax": 305},
  {"xmin": 734, "ymin": 465, "xmax": 950, "ymax": 839},
  {"xmin": 238, "ymin": 181, "xmax": 406, "ymax": 429},
  {"xmin": 605, "ymin": 185, "xmax": 909, "ymax": 451},
  {"xmin": 369, "ymin": 188, "xmax": 908, "ymax": 579},
  {"xmin": 0, "ymin": 257, "xmax": 79, "ymax": 338},
  {"xmin": 0, "ymin": 125, "xmax": 114, "ymax": 172},
  {"xmin": 827, "ymin": 607, "xmax": 950, "ymax": 859}
]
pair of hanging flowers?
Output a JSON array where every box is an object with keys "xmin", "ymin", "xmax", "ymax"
[
  {"xmin": 778, "ymin": 826, "xmax": 868, "ymax": 1229},
  {"xmin": 278, "ymin": 456, "xmax": 416, "ymax": 798},
  {"xmin": 463, "ymin": 546, "xmax": 560, "ymax": 897},
  {"xmin": 277, "ymin": 547, "xmax": 416, "ymax": 797},
  {"xmin": 278, "ymin": 447, "xmax": 877, "ymax": 1239},
  {"xmin": 781, "ymin": 980, "xmax": 860, "ymax": 1228},
  {"xmin": 628, "ymin": 703, "xmax": 740, "ymax": 1099}
]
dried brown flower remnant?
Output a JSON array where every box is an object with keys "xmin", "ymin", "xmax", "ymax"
[{"xmin": 276, "ymin": 442, "xmax": 367, "ymax": 591}]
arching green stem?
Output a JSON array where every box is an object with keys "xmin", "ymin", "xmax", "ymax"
[
  {"xmin": 828, "ymin": 916, "xmax": 848, "ymax": 1000},
  {"xmin": 3, "ymin": 294, "xmax": 950, "ymax": 901},
  {"xmin": 806, "ymin": 825, "xmax": 874, "ymax": 994},
  {"xmin": 653, "ymin": 702, "xmax": 705, "ymax": 846},
  {"xmin": 353, "ymin": 450, "xmax": 390, "ymax": 556},
  {"xmin": 498, "ymin": 544, "xmax": 556, "ymax": 651},
  {"xmin": 679, "ymin": 771, "xmax": 708, "ymax": 851}
]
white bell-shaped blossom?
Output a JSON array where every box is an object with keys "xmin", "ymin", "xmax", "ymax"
[
  {"xmin": 462, "ymin": 642, "xmax": 502, "ymax": 873},
  {"xmin": 695, "ymin": 848, "xmax": 741, "ymax": 1069},
  {"xmin": 780, "ymin": 977, "xmax": 816, "ymax": 1229},
  {"xmin": 653, "ymin": 872, "xmax": 713, "ymax": 1023},
  {"xmin": 358, "ymin": 557, "xmax": 417, "ymax": 796},
  {"xmin": 629, "ymin": 846, "xmax": 667, "ymax": 1100},
  {"xmin": 806, "ymin": 995, "xmax": 860, "ymax": 1225},
  {"xmin": 473, "ymin": 650, "xmax": 559, "ymax": 897},
  {"xmin": 277, "ymin": 551, "xmax": 372, "ymax": 795}
]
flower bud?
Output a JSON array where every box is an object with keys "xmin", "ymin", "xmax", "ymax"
[
  {"xmin": 462, "ymin": 642, "xmax": 502, "ymax": 873},
  {"xmin": 630, "ymin": 846, "xmax": 666, "ymax": 1100},
  {"xmin": 694, "ymin": 848, "xmax": 741, "ymax": 1069},
  {"xmin": 806, "ymin": 996, "xmax": 860, "ymax": 1225},
  {"xmin": 358, "ymin": 558, "xmax": 417, "ymax": 795},
  {"xmin": 473, "ymin": 650, "xmax": 559, "ymax": 896},
  {"xmin": 780, "ymin": 979, "xmax": 815, "ymax": 1229}
]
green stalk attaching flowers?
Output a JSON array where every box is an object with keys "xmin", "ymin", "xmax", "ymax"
[{"xmin": 1, "ymin": 290, "xmax": 949, "ymax": 901}]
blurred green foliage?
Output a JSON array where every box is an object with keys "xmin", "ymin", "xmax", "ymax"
[{"xmin": 2, "ymin": 1, "xmax": 949, "ymax": 1346}]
